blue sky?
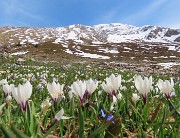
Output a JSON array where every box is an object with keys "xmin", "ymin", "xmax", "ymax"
[{"xmin": 0, "ymin": 0, "xmax": 180, "ymax": 28}]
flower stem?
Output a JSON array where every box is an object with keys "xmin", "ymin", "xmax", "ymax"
[{"xmin": 8, "ymin": 104, "xmax": 11, "ymax": 125}]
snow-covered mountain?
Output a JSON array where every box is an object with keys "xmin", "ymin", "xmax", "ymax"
[
  {"xmin": 0, "ymin": 23, "xmax": 180, "ymax": 47},
  {"xmin": 1, "ymin": 23, "xmax": 179, "ymax": 71}
]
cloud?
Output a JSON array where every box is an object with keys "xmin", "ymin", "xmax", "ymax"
[
  {"xmin": 0, "ymin": 0, "xmax": 45, "ymax": 26},
  {"xmin": 92, "ymin": 0, "xmax": 168, "ymax": 26},
  {"xmin": 155, "ymin": 0, "xmax": 180, "ymax": 29},
  {"xmin": 121, "ymin": 0, "xmax": 168, "ymax": 25}
]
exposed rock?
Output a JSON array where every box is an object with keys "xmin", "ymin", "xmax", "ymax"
[
  {"xmin": 174, "ymin": 36, "xmax": 180, "ymax": 42},
  {"xmin": 165, "ymin": 29, "xmax": 180, "ymax": 37}
]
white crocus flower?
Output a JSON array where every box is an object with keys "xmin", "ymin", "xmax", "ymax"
[
  {"xmin": 98, "ymin": 90, "xmax": 102, "ymax": 95},
  {"xmin": 134, "ymin": 75, "xmax": 152, "ymax": 104},
  {"xmin": 110, "ymin": 93, "xmax": 122, "ymax": 111},
  {"xmin": 157, "ymin": 79, "xmax": 174, "ymax": 100},
  {"xmin": 47, "ymin": 81, "xmax": 64, "ymax": 103},
  {"xmin": 3, "ymin": 84, "xmax": 13, "ymax": 96},
  {"xmin": 109, "ymin": 74, "xmax": 121, "ymax": 90},
  {"xmin": 101, "ymin": 74, "xmax": 121, "ymax": 97},
  {"xmin": 53, "ymin": 77, "xmax": 58, "ymax": 83},
  {"xmin": 85, "ymin": 78, "xmax": 98, "ymax": 95},
  {"xmin": 11, "ymin": 81, "xmax": 32, "ymax": 111},
  {"xmin": 71, "ymin": 80, "xmax": 86, "ymax": 104},
  {"xmin": 27, "ymin": 73, "xmax": 33, "ymax": 81},
  {"xmin": 132, "ymin": 93, "xmax": 140, "ymax": 103},
  {"xmin": 121, "ymin": 86, "xmax": 127, "ymax": 91},
  {"xmin": 40, "ymin": 98, "xmax": 52, "ymax": 114}
]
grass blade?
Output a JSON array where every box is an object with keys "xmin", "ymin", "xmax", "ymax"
[
  {"xmin": 0, "ymin": 126, "xmax": 15, "ymax": 138},
  {"xmin": 12, "ymin": 126, "xmax": 29, "ymax": 138}
]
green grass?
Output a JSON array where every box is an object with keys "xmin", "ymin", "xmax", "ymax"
[{"xmin": 0, "ymin": 56, "xmax": 180, "ymax": 137}]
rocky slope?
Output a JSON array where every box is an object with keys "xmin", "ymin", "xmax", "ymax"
[{"xmin": 0, "ymin": 23, "xmax": 180, "ymax": 74}]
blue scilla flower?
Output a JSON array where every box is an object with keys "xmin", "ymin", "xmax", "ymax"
[{"xmin": 100, "ymin": 109, "xmax": 114, "ymax": 123}]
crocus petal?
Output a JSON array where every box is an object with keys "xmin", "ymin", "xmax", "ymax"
[
  {"xmin": 101, "ymin": 109, "xmax": 106, "ymax": 118},
  {"xmin": 55, "ymin": 108, "xmax": 64, "ymax": 121},
  {"xmin": 12, "ymin": 86, "xmax": 21, "ymax": 104},
  {"xmin": 60, "ymin": 116, "xmax": 72, "ymax": 119},
  {"xmin": 86, "ymin": 78, "xmax": 98, "ymax": 95},
  {"xmin": 71, "ymin": 81, "xmax": 80, "ymax": 97}
]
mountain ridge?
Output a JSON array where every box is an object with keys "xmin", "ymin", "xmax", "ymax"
[{"xmin": 0, "ymin": 23, "xmax": 180, "ymax": 47}]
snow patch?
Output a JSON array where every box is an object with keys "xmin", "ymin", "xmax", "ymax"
[
  {"xmin": 53, "ymin": 38, "xmax": 63, "ymax": 44},
  {"xmin": 168, "ymin": 45, "xmax": 176, "ymax": 51},
  {"xmin": 11, "ymin": 51, "xmax": 29, "ymax": 55},
  {"xmin": 99, "ymin": 48, "xmax": 119, "ymax": 53},
  {"xmin": 75, "ymin": 52, "xmax": 110, "ymax": 59},
  {"xmin": 64, "ymin": 49, "xmax": 73, "ymax": 54},
  {"xmin": 157, "ymin": 62, "xmax": 180, "ymax": 69},
  {"xmin": 107, "ymin": 35, "xmax": 131, "ymax": 43}
]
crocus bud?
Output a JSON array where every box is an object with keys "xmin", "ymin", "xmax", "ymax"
[
  {"xmin": 6, "ymin": 95, "xmax": 12, "ymax": 103},
  {"xmin": 132, "ymin": 93, "xmax": 140, "ymax": 103},
  {"xmin": 117, "ymin": 93, "xmax": 122, "ymax": 100},
  {"xmin": 110, "ymin": 95, "xmax": 117, "ymax": 111}
]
